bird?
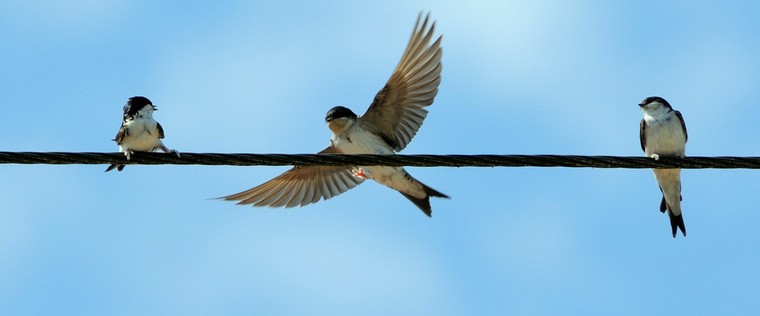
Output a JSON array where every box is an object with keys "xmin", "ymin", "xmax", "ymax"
[
  {"xmin": 106, "ymin": 96, "xmax": 179, "ymax": 172},
  {"xmin": 639, "ymin": 96, "xmax": 688, "ymax": 237},
  {"xmin": 222, "ymin": 13, "xmax": 448, "ymax": 216}
]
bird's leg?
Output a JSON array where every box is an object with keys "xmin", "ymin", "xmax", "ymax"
[
  {"xmin": 125, "ymin": 149, "xmax": 135, "ymax": 160},
  {"xmin": 352, "ymin": 168, "xmax": 371, "ymax": 179},
  {"xmin": 157, "ymin": 144, "xmax": 181, "ymax": 157}
]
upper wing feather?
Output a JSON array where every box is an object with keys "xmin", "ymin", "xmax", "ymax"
[{"xmin": 361, "ymin": 13, "xmax": 443, "ymax": 151}]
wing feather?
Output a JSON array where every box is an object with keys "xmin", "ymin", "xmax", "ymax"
[
  {"xmin": 295, "ymin": 178, "xmax": 315, "ymax": 207},
  {"xmin": 268, "ymin": 179, "xmax": 298, "ymax": 207},
  {"xmin": 221, "ymin": 146, "xmax": 364, "ymax": 208},
  {"xmin": 113, "ymin": 124, "xmax": 127, "ymax": 144},
  {"xmin": 674, "ymin": 110, "xmax": 688, "ymax": 142},
  {"xmin": 157, "ymin": 122, "xmax": 166, "ymax": 139},
  {"xmin": 639, "ymin": 119, "xmax": 647, "ymax": 152},
  {"xmin": 361, "ymin": 13, "xmax": 443, "ymax": 151}
]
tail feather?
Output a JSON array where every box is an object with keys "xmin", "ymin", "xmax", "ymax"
[
  {"xmin": 668, "ymin": 212, "xmax": 687, "ymax": 238},
  {"xmin": 400, "ymin": 192, "xmax": 433, "ymax": 217},
  {"xmin": 105, "ymin": 164, "xmax": 125, "ymax": 172},
  {"xmin": 399, "ymin": 181, "xmax": 449, "ymax": 217},
  {"xmin": 661, "ymin": 195, "xmax": 686, "ymax": 238}
]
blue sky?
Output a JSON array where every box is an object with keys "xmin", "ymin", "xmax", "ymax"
[{"xmin": 2, "ymin": 1, "xmax": 760, "ymax": 314}]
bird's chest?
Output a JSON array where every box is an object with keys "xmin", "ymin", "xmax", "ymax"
[
  {"xmin": 122, "ymin": 119, "xmax": 160, "ymax": 149},
  {"xmin": 644, "ymin": 116, "xmax": 686, "ymax": 155},
  {"xmin": 332, "ymin": 128, "xmax": 394, "ymax": 155},
  {"xmin": 332, "ymin": 128, "xmax": 405, "ymax": 184}
]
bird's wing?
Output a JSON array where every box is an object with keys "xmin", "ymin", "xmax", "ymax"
[
  {"xmin": 221, "ymin": 146, "xmax": 364, "ymax": 207},
  {"xmin": 157, "ymin": 122, "xmax": 165, "ymax": 139},
  {"xmin": 113, "ymin": 124, "xmax": 127, "ymax": 144},
  {"xmin": 361, "ymin": 13, "xmax": 442, "ymax": 151},
  {"xmin": 639, "ymin": 118, "xmax": 647, "ymax": 152},
  {"xmin": 674, "ymin": 110, "xmax": 687, "ymax": 142}
]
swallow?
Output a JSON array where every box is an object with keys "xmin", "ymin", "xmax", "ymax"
[
  {"xmin": 222, "ymin": 13, "xmax": 448, "ymax": 216},
  {"xmin": 106, "ymin": 96, "xmax": 179, "ymax": 172},
  {"xmin": 639, "ymin": 96, "xmax": 688, "ymax": 237}
]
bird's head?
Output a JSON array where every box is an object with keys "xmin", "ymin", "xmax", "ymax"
[
  {"xmin": 639, "ymin": 96, "xmax": 672, "ymax": 114},
  {"xmin": 325, "ymin": 106, "xmax": 357, "ymax": 133},
  {"xmin": 123, "ymin": 96, "xmax": 156, "ymax": 119}
]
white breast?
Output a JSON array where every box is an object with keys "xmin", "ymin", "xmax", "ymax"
[
  {"xmin": 330, "ymin": 124, "xmax": 424, "ymax": 193},
  {"xmin": 119, "ymin": 118, "xmax": 162, "ymax": 152},
  {"xmin": 332, "ymin": 125, "xmax": 394, "ymax": 155},
  {"xmin": 644, "ymin": 113, "xmax": 686, "ymax": 157}
]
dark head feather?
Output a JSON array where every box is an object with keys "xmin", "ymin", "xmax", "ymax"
[
  {"xmin": 123, "ymin": 96, "xmax": 154, "ymax": 118},
  {"xmin": 325, "ymin": 106, "xmax": 357, "ymax": 122},
  {"xmin": 639, "ymin": 96, "xmax": 671, "ymax": 108}
]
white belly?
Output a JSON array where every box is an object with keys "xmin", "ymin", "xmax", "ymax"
[
  {"xmin": 120, "ymin": 119, "xmax": 161, "ymax": 152},
  {"xmin": 644, "ymin": 117, "xmax": 686, "ymax": 157},
  {"xmin": 332, "ymin": 127, "xmax": 393, "ymax": 155},
  {"xmin": 332, "ymin": 128, "xmax": 425, "ymax": 197}
]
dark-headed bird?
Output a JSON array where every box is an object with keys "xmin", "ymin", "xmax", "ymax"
[
  {"xmin": 639, "ymin": 96, "xmax": 688, "ymax": 237},
  {"xmin": 222, "ymin": 13, "xmax": 448, "ymax": 216},
  {"xmin": 106, "ymin": 96, "xmax": 179, "ymax": 172}
]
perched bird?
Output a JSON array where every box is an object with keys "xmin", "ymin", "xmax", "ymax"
[
  {"xmin": 222, "ymin": 13, "xmax": 448, "ymax": 216},
  {"xmin": 106, "ymin": 96, "xmax": 179, "ymax": 172},
  {"xmin": 639, "ymin": 96, "xmax": 688, "ymax": 237}
]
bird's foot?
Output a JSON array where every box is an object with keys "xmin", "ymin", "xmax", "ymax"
[
  {"xmin": 650, "ymin": 154, "xmax": 660, "ymax": 161},
  {"xmin": 125, "ymin": 150, "xmax": 135, "ymax": 160},
  {"xmin": 352, "ymin": 168, "xmax": 371, "ymax": 179},
  {"xmin": 157, "ymin": 144, "xmax": 180, "ymax": 157}
]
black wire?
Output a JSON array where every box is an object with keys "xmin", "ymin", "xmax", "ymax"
[{"xmin": 1, "ymin": 152, "xmax": 759, "ymax": 169}]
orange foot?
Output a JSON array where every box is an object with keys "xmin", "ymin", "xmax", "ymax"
[{"xmin": 352, "ymin": 168, "xmax": 370, "ymax": 179}]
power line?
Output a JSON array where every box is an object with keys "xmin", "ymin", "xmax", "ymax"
[{"xmin": 0, "ymin": 151, "xmax": 759, "ymax": 169}]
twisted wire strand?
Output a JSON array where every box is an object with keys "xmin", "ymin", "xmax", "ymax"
[{"xmin": 0, "ymin": 151, "xmax": 759, "ymax": 169}]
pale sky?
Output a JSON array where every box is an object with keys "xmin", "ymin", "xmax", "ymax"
[{"xmin": 2, "ymin": 1, "xmax": 760, "ymax": 315}]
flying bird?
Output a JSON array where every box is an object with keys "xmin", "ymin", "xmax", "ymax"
[
  {"xmin": 639, "ymin": 96, "xmax": 688, "ymax": 237},
  {"xmin": 222, "ymin": 13, "xmax": 448, "ymax": 216},
  {"xmin": 106, "ymin": 96, "xmax": 179, "ymax": 172}
]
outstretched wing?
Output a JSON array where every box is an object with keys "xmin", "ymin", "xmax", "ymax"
[
  {"xmin": 361, "ymin": 13, "xmax": 443, "ymax": 151},
  {"xmin": 221, "ymin": 146, "xmax": 364, "ymax": 207}
]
